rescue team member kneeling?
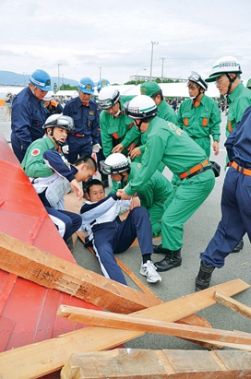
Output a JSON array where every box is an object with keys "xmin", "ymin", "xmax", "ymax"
[
  {"xmin": 101, "ymin": 152, "xmax": 173, "ymax": 237},
  {"xmin": 80, "ymin": 179, "xmax": 161, "ymax": 285},
  {"xmin": 195, "ymin": 105, "xmax": 251, "ymax": 291},
  {"xmin": 117, "ymin": 95, "xmax": 216, "ymax": 272},
  {"xmin": 22, "ymin": 114, "xmax": 97, "ymax": 244}
]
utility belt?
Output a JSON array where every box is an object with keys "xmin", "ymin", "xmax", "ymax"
[
  {"xmin": 179, "ymin": 160, "xmax": 211, "ymax": 180},
  {"xmin": 230, "ymin": 161, "xmax": 251, "ymax": 176},
  {"xmin": 72, "ymin": 132, "xmax": 85, "ymax": 138}
]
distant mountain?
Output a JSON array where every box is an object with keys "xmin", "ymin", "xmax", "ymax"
[{"xmin": 0, "ymin": 70, "xmax": 78, "ymax": 87}]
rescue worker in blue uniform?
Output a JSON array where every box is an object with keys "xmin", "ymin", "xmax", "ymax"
[
  {"xmin": 63, "ymin": 77, "xmax": 100, "ymax": 163},
  {"xmin": 80, "ymin": 179, "xmax": 161, "ymax": 285},
  {"xmin": 195, "ymin": 105, "xmax": 251, "ymax": 290},
  {"xmin": 22, "ymin": 114, "xmax": 97, "ymax": 246},
  {"xmin": 11, "ymin": 69, "xmax": 51, "ymax": 162},
  {"xmin": 206, "ymin": 56, "xmax": 251, "ymax": 254}
]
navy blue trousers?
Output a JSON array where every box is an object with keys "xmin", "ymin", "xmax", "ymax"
[
  {"xmin": 46, "ymin": 207, "xmax": 82, "ymax": 241},
  {"xmin": 11, "ymin": 133, "xmax": 27, "ymax": 162},
  {"xmin": 201, "ymin": 168, "xmax": 251, "ymax": 267},
  {"xmin": 92, "ymin": 207, "xmax": 153, "ymax": 285}
]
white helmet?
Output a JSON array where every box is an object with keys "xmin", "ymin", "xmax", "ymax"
[
  {"xmin": 188, "ymin": 72, "xmax": 208, "ymax": 91},
  {"xmin": 43, "ymin": 114, "xmax": 74, "ymax": 132},
  {"xmin": 125, "ymin": 95, "xmax": 157, "ymax": 120},
  {"xmin": 100, "ymin": 153, "xmax": 130, "ymax": 175},
  {"xmin": 206, "ymin": 56, "xmax": 242, "ymax": 82},
  {"xmin": 98, "ymin": 86, "xmax": 120, "ymax": 109}
]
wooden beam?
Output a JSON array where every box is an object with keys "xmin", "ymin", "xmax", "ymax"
[
  {"xmin": 215, "ymin": 291, "xmax": 251, "ymax": 319},
  {"xmin": 61, "ymin": 348, "xmax": 251, "ymax": 379},
  {"xmin": 0, "ymin": 279, "xmax": 249, "ymax": 379},
  {"xmin": 57, "ymin": 305, "xmax": 251, "ymax": 348},
  {"xmin": 0, "ymin": 232, "xmax": 160, "ymax": 313}
]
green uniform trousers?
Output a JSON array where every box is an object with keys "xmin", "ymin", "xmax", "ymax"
[{"xmin": 161, "ymin": 169, "xmax": 215, "ymax": 250}]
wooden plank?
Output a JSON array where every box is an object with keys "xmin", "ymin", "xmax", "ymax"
[
  {"xmin": 57, "ymin": 305, "xmax": 251, "ymax": 348},
  {"xmin": 61, "ymin": 348, "xmax": 251, "ymax": 379},
  {"xmin": 215, "ymin": 291, "xmax": 251, "ymax": 319},
  {"xmin": 0, "ymin": 233, "xmax": 160, "ymax": 313},
  {"xmin": 0, "ymin": 279, "xmax": 249, "ymax": 379}
]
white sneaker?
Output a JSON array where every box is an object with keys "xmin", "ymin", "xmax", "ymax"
[{"xmin": 140, "ymin": 260, "xmax": 162, "ymax": 283}]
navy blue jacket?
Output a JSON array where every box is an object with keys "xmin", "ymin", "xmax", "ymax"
[
  {"xmin": 11, "ymin": 87, "xmax": 48, "ymax": 149},
  {"xmin": 225, "ymin": 105, "xmax": 251, "ymax": 167},
  {"xmin": 63, "ymin": 97, "xmax": 99, "ymax": 144}
]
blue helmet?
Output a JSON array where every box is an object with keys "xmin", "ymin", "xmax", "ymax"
[
  {"xmin": 97, "ymin": 78, "xmax": 110, "ymax": 93},
  {"xmin": 29, "ymin": 69, "xmax": 51, "ymax": 91},
  {"xmin": 79, "ymin": 77, "xmax": 95, "ymax": 94}
]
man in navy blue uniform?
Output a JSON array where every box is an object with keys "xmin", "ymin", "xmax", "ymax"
[
  {"xmin": 195, "ymin": 105, "xmax": 251, "ymax": 290},
  {"xmin": 11, "ymin": 69, "xmax": 51, "ymax": 162},
  {"xmin": 63, "ymin": 77, "xmax": 100, "ymax": 163}
]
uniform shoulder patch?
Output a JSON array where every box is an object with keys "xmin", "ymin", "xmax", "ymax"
[{"xmin": 31, "ymin": 148, "xmax": 40, "ymax": 156}]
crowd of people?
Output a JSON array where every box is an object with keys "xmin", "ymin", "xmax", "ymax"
[{"xmin": 9, "ymin": 55, "xmax": 251, "ymax": 289}]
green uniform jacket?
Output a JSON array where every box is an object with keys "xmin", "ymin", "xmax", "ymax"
[
  {"xmin": 21, "ymin": 136, "xmax": 55, "ymax": 178},
  {"xmin": 113, "ymin": 162, "xmax": 173, "ymax": 206},
  {"xmin": 113, "ymin": 161, "xmax": 173, "ymax": 236},
  {"xmin": 139, "ymin": 100, "xmax": 177, "ymax": 155},
  {"xmin": 226, "ymin": 83, "xmax": 251, "ymax": 136},
  {"xmin": 177, "ymin": 95, "xmax": 221, "ymax": 157},
  {"xmin": 100, "ymin": 96, "xmax": 140, "ymax": 157},
  {"xmin": 157, "ymin": 100, "xmax": 177, "ymax": 124},
  {"xmin": 125, "ymin": 117, "xmax": 207, "ymax": 196}
]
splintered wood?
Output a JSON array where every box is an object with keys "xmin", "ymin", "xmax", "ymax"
[
  {"xmin": 0, "ymin": 279, "xmax": 249, "ymax": 379},
  {"xmin": 61, "ymin": 348, "xmax": 251, "ymax": 379},
  {"xmin": 57, "ymin": 305, "xmax": 251, "ymax": 349},
  {"xmin": 215, "ymin": 291, "xmax": 251, "ymax": 319},
  {"xmin": 0, "ymin": 232, "xmax": 160, "ymax": 313}
]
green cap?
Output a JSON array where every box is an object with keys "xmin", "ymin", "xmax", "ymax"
[
  {"xmin": 140, "ymin": 81, "xmax": 161, "ymax": 97},
  {"xmin": 246, "ymin": 78, "xmax": 251, "ymax": 89}
]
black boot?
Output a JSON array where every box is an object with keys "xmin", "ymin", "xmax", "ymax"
[
  {"xmin": 155, "ymin": 249, "xmax": 182, "ymax": 272},
  {"xmin": 231, "ymin": 239, "xmax": 244, "ymax": 253},
  {"xmin": 153, "ymin": 244, "xmax": 169, "ymax": 254},
  {"xmin": 195, "ymin": 261, "xmax": 215, "ymax": 291}
]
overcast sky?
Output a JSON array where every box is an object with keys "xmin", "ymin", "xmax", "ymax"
[{"xmin": 1, "ymin": 0, "xmax": 251, "ymax": 84}]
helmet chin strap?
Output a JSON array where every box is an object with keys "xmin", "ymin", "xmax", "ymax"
[
  {"xmin": 191, "ymin": 90, "xmax": 203, "ymax": 106},
  {"xmin": 226, "ymin": 73, "xmax": 237, "ymax": 96}
]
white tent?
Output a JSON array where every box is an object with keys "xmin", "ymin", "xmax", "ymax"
[{"xmin": 114, "ymin": 82, "xmax": 220, "ymax": 98}]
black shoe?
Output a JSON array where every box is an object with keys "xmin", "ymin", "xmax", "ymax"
[
  {"xmin": 195, "ymin": 261, "xmax": 215, "ymax": 291},
  {"xmin": 231, "ymin": 239, "xmax": 244, "ymax": 253},
  {"xmin": 155, "ymin": 250, "xmax": 182, "ymax": 272},
  {"xmin": 153, "ymin": 244, "xmax": 169, "ymax": 254}
]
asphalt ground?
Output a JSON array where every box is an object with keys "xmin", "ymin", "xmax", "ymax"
[{"xmin": 1, "ymin": 106, "xmax": 250, "ymax": 351}]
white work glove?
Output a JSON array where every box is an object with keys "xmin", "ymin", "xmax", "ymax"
[
  {"xmin": 62, "ymin": 144, "xmax": 69, "ymax": 154},
  {"xmin": 92, "ymin": 143, "xmax": 101, "ymax": 153}
]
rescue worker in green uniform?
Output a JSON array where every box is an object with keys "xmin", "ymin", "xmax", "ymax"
[
  {"xmin": 206, "ymin": 56, "xmax": 251, "ymax": 253},
  {"xmin": 246, "ymin": 78, "xmax": 251, "ymax": 90},
  {"xmin": 140, "ymin": 81, "xmax": 177, "ymax": 123},
  {"xmin": 101, "ymin": 152, "xmax": 173, "ymax": 237},
  {"xmin": 97, "ymin": 86, "xmax": 140, "ymax": 158},
  {"xmin": 177, "ymin": 72, "xmax": 221, "ymax": 158},
  {"xmin": 130, "ymin": 81, "xmax": 177, "ymax": 162},
  {"xmin": 117, "ymin": 95, "xmax": 215, "ymax": 272}
]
